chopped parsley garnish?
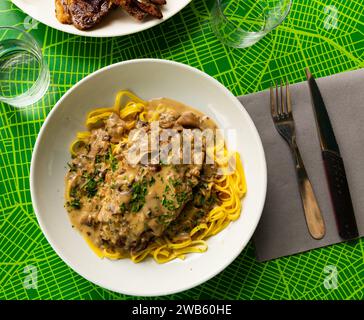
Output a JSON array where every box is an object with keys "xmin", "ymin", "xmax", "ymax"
[
  {"xmin": 67, "ymin": 162, "xmax": 77, "ymax": 172},
  {"xmin": 70, "ymin": 187, "xmax": 78, "ymax": 198},
  {"xmin": 149, "ymin": 176, "xmax": 156, "ymax": 186},
  {"xmin": 94, "ymin": 148, "xmax": 118, "ymax": 172},
  {"xmin": 85, "ymin": 177, "xmax": 98, "ymax": 198},
  {"xmin": 169, "ymin": 177, "xmax": 182, "ymax": 188},
  {"xmin": 193, "ymin": 192, "xmax": 205, "ymax": 207},
  {"xmin": 95, "ymin": 154, "xmax": 103, "ymax": 164},
  {"xmin": 176, "ymin": 191, "xmax": 189, "ymax": 205},
  {"xmin": 161, "ymin": 197, "xmax": 177, "ymax": 211},
  {"xmin": 108, "ymin": 149, "xmax": 118, "ymax": 172},
  {"xmin": 129, "ymin": 178, "xmax": 148, "ymax": 212},
  {"xmin": 120, "ymin": 203, "xmax": 126, "ymax": 213},
  {"xmin": 80, "ymin": 170, "xmax": 104, "ymax": 198},
  {"xmin": 67, "ymin": 199, "xmax": 81, "ymax": 209},
  {"xmin": 207, "ymin": 193, "xmax": 218, "ymax": 205},
  {"xmin": 157, "ymin": 214, "xmax": 171, "ymax": 225}
]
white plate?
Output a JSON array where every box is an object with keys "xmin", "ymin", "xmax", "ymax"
[
  {"xmin": 30, "ymin": 59, "xmax": 267, "ymax": 296},
  {"xmin": 12, "ymin": 0, "xmax": 191, "ymax": 37}
]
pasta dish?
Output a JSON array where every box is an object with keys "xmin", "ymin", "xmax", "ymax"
[{"xmin": 65, "ymin": 90, "xmax": 246, "ymax": 263}]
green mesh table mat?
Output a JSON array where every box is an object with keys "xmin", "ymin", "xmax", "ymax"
[{"xmin": 0, "ymin": 0, "xmax": 363, "ymax": 300}]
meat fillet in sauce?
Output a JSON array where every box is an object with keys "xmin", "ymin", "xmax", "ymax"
[{"xmin": 65, "ymin": 98, "xmax": 219, "ymax": 257}]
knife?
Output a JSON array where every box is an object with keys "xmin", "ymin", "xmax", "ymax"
[{"xmin": 305, "ymin": 68, "xmax": 359, "ymax": 240}]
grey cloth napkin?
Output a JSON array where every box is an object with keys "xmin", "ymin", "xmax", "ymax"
[{"xmin": 238, "ymin": 69, "xmax": 364, "ymax": 262}]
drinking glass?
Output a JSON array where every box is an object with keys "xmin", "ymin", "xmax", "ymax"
[
  {"xmin": 211, "ymin": 0, "xmax": 292, "ymax": 48},
  {"xmin": 0, "ymin": 26, "xmax": 50, "ymax": 108}
]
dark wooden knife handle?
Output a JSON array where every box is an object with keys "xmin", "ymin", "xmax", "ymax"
[{"xmin": 322, "ymin": 150, "xmax": 359, "ymax": 240}]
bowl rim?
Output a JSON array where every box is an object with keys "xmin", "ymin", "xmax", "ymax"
[{"xmin": 30, "ymin": 58, "xmax": 267, "ymax": 296}]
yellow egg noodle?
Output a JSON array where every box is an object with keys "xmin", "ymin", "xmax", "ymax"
[{"xmin": 67, "ymin": 90, "xmax": 247, "ymax": 263}]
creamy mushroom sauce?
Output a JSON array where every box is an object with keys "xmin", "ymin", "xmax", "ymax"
[{"xmin": 65, "ymin": 98, "xmax": 220, "ymax": 257}]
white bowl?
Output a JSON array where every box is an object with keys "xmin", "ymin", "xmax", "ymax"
[
  {"xmin": 30, "ymin": 59, "xmax": 267, "ymax": 296},
  {"xmin": 13, "ymin": 0, "xmax": 191, "ymax": 38}
]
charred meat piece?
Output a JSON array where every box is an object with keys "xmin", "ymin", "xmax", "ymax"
[
  {"xmin": 55, "ymin": 0, "xmax": 114, "ymax": 30},
  {"xmin": 118, "ymin": 0, "xmax": 164, "ymax": 21},
  {"xmin": 149, "ymin": 0, "xmax": 166, "ymax": 5},
  {"xmin": 135, "ymin": 0, "xmax": 163, "ymax": 19},
  {"xmin": 69, "ymin": 0, "xmax": 114, "ymax": 30},
  {"xmin": 119, "ymin": 0, "xmax": 146, "ymax": 21}
]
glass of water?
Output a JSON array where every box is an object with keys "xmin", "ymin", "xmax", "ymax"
[
  {"xmin": 211, "ymin": 0, "xmax": 292, "ymax": 48},
  {"xmin": 0, "ymin": 26, "xmax": 50, "ymax": 108}
]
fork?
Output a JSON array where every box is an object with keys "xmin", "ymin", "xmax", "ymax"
[{"xmin": 270, "ymin": 81, "xmax": 325, "ymax": 240}]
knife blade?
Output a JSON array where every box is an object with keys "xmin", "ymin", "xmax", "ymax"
[{"xmin": 305, "ymin": 68, "xmax": 359, "ymax": 240}]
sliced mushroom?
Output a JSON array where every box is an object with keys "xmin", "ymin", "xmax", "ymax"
[
  {"xmin": 176, "ymin": 111, "xmax": 201, "ymax": 128},
  {"xmin": 88, "ymin": 128, "xmax": 110, "ymax": 157},
  {"xmin": 159, "ymin": 109, "xmax": 180, "ymax": 128},
  {"xmin": 105, "ymin": 113, "xmax": 126, "ymax": 143}
]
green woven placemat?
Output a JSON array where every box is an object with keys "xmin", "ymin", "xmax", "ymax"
[{"xmin": 0, "ymin": 0, "xmax": 363, "ymax": 300}]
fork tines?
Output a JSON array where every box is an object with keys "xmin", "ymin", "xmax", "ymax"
[{"xmin": 270, "ymin": 80, "xmax": 292, "ymax": 118}]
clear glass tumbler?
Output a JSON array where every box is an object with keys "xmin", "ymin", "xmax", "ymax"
[
  {"xmin": 0, "ymin": 26, "xmax": 50, "ymax": 108},
  {"xmin": 211, "ymin": 0, "xmax": 292, "ymax": 48}
]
